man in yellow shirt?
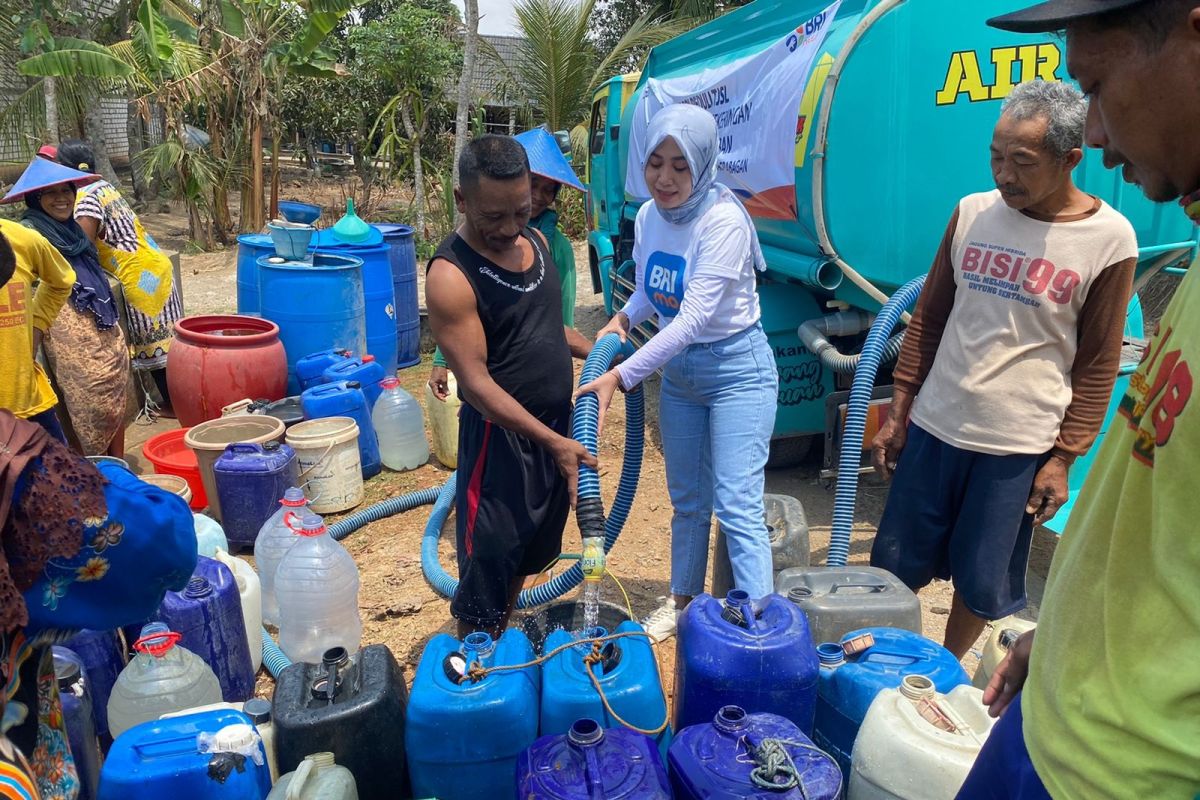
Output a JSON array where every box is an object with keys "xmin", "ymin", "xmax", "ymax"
[
  {"xmin": 0, "ymin": 219, "xmax": 76, "ymax": 442},
  {"xmin": 953, "ymin": 2, "xmax": 1200, "ymax": 799}
]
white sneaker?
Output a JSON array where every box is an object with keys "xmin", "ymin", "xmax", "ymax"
[{"xmin": 642, "ymin": 597, "xmax": 680, "ymax": 642}]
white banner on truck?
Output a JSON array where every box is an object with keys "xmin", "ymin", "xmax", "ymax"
[{"xmin": 626, "ymin": 1, "xmax": 841, "ymax": 221}]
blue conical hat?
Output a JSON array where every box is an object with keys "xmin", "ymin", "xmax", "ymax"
[
  {"xmin": 1, "ymin": 158, "xmax": 100, "ymax": 205},
  {"xmin": 514, "ymin": 127, "xmax": 584, "ymax": 192}
]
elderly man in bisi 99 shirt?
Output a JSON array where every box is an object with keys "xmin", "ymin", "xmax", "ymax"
[{"xmin": 868, "ymin": 79, "xmax": 1138, "ymax": 660}]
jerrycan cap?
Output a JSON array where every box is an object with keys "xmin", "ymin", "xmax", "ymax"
[
  {"xmin": 720, "ymin": 589, "xmax": 756, "ymax": 629},
  {"xmin": 322, "ymin": 647, "xmax": 350, "ymax": 669},
  {"xmin": 380, "ymin": 378, "xmax": 400, "ymax": 390},
  {"xmin": 297, "ymin": 511, "xmax": 326, "ymax": 537},
  {"xmin": 568, "ymin": 718, "xmax": 605, "ymax": 747},
  {"xmin": 346, "ymin": 381, "xmax": 362, "ymax": 390},
  {"xmin": 280, "ymin": 487, "xmax": 307, "ymax": 507},
  {"xmin": 714, "ymin": 705, "xmax": 749, "ymax": 733},
  {"xmin": 362, "ymin": 354, "xmax": 375, "ymax": 363},
  {"xmin": 209, "ymin": 723, "xmax": 259, "ymax": 753},
  {"xmin": 242, "ymin": 698, "xmax": 272, "ymax": 725},
  {"xmin": 134, "ymin": 623, "xmax": 182, "ymax": 657},
  {"xmin": 786, "ymin": 586, "xmax": 812, "ymax": 604}
]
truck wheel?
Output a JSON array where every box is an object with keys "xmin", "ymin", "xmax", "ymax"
[{"xmin": 766, "ymin": 435, "xmax": 815, "ymax": 470}]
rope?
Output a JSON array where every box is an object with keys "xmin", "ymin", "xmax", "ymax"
[
  {"xmin": 743, "ymin": 737, "xmax": 843, "ymax": 795},
  {"xmin": 460, "ymin": 630, "xmax": 669, "ymax": 737}
]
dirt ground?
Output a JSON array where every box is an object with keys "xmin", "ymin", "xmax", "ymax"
[{"xmin": 127, "ymin": 201, "xmax": 1059, "ymax": 703}]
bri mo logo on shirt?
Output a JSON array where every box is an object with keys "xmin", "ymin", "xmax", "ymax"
[{"xmin": 645, "ymin": 251, "xmax": 687, "ymax": 317}]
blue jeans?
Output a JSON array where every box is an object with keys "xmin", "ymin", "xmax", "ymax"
[{"xmin": 659, "ymin": 323, "xmax": 777, "ymax": 598}]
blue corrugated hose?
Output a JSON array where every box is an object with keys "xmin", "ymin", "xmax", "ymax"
[
  {"xmin": 261, "ymin": 334, "xmax": 644, "ymax": 677},
  {"xmin": 422, "ymin": 333, "xmax": 644, "ymax": 608},
  {"xmin": 828, "ymin": 276, "xmax": 926, "ymax": 568}
]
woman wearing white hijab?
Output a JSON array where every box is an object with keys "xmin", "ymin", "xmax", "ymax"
[{"xmin": 578, "ymin": 103, "xmax": 777, "ymax": 640}]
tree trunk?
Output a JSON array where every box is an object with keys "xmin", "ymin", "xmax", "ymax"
[
  {"xmin": 452, "ymin": 0, "xmax": 479, "ymax": 189},
  {"xmin": 399, "ymin": 104, "xmax": 425, "ymax": 236},
  {"xmin": 306, "ymin": 135, "xmax": 320, "ymax": 177},
  {"xmin": 209, "ymin": 108, "xmax": 234, "ymax": 242},
  {"xmin": 269, "ymin": 135, "xmax": 280, "ymax": 221},
  {"xmin": 126, "ymin": 100, "xmax": 149, "ymax": 205},
  {"xmin": 148, "ymin": 105, "xmax": 166, "ymax": 201},
  {"xmin": 243, "ymin": 114, "xmax": 265, "ymax": 232},
  {"xmin": 43, "ymin": 77, "xmax": 59, "ymax": 142},
  {"xmin": 83, "ymin": 100, "xmax": 120, "ymax": 186}
]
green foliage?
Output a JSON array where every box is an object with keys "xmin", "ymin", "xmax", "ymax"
[
  {"xmin": 590, "ymin": 0, "xmax": 752, "ymax": 68},
  {"xmin": 493, "ymin": 0, "xmax": 689, "ymax": 132}
]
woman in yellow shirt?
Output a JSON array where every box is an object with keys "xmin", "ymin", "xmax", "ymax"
[{"xmin": 0, "ymin": 220, "xmax": 75, "ymax": 442}]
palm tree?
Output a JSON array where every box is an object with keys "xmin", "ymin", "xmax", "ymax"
[
  {"xmin": 453, "ymin": 0, "xmax": 480, "ymax": 189},
  {"xmin": 491, "ymin": 0, "xmax": 689, "ymax": 134}
]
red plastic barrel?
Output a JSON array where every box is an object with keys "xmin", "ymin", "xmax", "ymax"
[{"xmin": 167, "ymin": 315, "xmax": 288, "ymax": 427}]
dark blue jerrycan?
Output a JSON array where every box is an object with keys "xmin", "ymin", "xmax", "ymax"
[
  {"xmin": 53, "ymin": 647, "xmax": 103, "ymax": 800},
  {"xmin": 541, "ymin": 620, "xmax": 670, "ymax": 756},
  {"xmin": 212, "ymin": 441, "xmax": 298, "ymax": 551},
  {"xmin": 674, "ymin": 590, "xmax": 820, "ymax": 734},
  {"xmin": 152, "ymin": 555, "xmax": 254, "ymax": 701},
  {"xmin": 668, "ymin": 705, "xmax": 841, "ymax": 799},
  {"xmin": 813, "ymin": 627, "xmax": 969, "ymax": 781},
  {"xmin": 61, "ymin": 628, "xmax": 127, "ymax": 741},
  {"xmin": 517, "ymin": 718, "xmax": 671, "ymax": 799},
  {"xmin": 406, "ymin": 629, "xmax": 539, "ymax": 800},
  {"xmin": 300, "ymin": 380, "xmax": 381, "ymax": 478}
]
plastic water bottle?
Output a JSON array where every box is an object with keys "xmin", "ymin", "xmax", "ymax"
[
  {"xmin": 274, "ymin": 511, "xmax": 362, "ymax": 664},
  {"xmin": 255, "ymin": 487, "xmax": 310, "ymax": 627},
  {"xmin": 106, "ymin": 623, "xmax": 223, "ymax": 739},
  {"xmin": 372, "ymin": 378, "xmax": 429, "ymax": 471},
  {"xmin": 580, "ymin": 536, "xmax": 605, "ymax": 634}
]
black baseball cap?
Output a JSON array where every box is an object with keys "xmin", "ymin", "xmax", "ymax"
[{"xmin": 988, "ymin": 0, "xmax": 1150, "ymax": 32}]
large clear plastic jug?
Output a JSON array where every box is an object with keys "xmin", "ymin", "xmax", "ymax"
[
  {"xmin": 214, "ymin": 549, "xmax": 264, "ymax": 672},
  {"xmin": 268, "ymin": 752, "xmax": 358, "ymax": 799},
  {"xmin": 372, "ymin": 378, "xmax": 429, "ymax": 471},
  {"xmin": 275, "ymin": 512, "xmax": 362, "ymax": 664},
  {"xmin": 425, "ymin": 372, "xmax": 461, "ymax": 469},
  {"xmin": 256, "ymin": 487, "xmax": 310, "ymax": 627},
  {"xmin": 106, "ymin": 623, "xmax": 223, "ymax": 739}
]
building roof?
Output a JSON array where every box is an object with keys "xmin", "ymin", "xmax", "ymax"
[{"xmin": 472, "ymin": 34, "xmax": 526, "ymax": 107}]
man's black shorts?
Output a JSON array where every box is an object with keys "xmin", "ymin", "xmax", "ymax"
[{"xmin": 451, "ymin": 402, "xmax": 570, "ymax": 628}]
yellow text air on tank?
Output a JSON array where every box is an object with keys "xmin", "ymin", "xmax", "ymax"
[{"xmin": 935, "ymin": 44, "xmax": 1061, "ymax": 106}]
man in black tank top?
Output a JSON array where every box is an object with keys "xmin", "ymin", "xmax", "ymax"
[{"xmin": 426, "ymin": 135, "xmax": 596, "ymax": 637}]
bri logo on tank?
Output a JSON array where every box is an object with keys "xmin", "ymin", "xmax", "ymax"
[{"xmin": 645, "ymin": 251, "xmax": 686, "ymax": 317}]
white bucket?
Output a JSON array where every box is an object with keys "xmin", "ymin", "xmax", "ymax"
[{"xmin": 286, "ymin": 417, "xmax": 363, "ymax": 513}]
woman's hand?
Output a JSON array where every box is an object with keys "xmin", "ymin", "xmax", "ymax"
[
  {"xmin": 596, "ymin": 313, "xmax": 630, "ymax": 344},
  {"xmin": 574, "ymin": 370, "xmax": 624, "ymax": 438}
]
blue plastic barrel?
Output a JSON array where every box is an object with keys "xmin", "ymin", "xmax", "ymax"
[
  {"xmin": 314, "ymin": 232, "xmax": 399, "ymax": 376},
  {"xmin": 236, "ymin": 233, "xmax": 275, "ymax": 315},
  {"xmin": 814, "ymin": 626, "xmax": 969, "ymax": 781},
  {"xmin": 150, "ymin": 556, "xmax": 255, "ymax": 702},
  {"xmin": 374, "ymin": 224, "xmax": 420, "ymax": 369},
  {"xmin": 540, "ymin": 621, "xmax": 670, "ymax": 757},
  {"xmin": 674, "ymin": 591, "xmax": 820, "ymax": 735},
  {"xmin": 517, "ymin": 719, "xmax": 671, "ymax": 799},
  {"xmin": 407, "ymin": 629, "xmax": 540, "ymax": 800},
  {"xmin": 257, "ymin": 253, "xmax": 366, "ymax": 395},
  {"xmin": 669, "ymin": 705, "xmax": 841, "ymax": 800},
  {"xmin": 99, "ymin": 708, "xmax": 272, "ymax": 799}
]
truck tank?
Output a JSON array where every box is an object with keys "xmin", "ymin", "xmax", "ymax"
[{"xmin": 597, "ymin": 0, "xmax": 1196, "ymax": 444}]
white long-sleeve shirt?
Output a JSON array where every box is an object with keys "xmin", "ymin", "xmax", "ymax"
[{"xmin": 615, "ymin": 199, "xmax": 761, "ymax": 389}]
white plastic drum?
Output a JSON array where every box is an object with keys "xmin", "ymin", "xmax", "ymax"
[{"xmin": 286, "ymin": 417, "xmax": 363, "ymax": 513}]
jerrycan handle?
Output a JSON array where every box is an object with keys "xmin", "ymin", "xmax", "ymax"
[
  {"xmin": 829, "ymin": 583, "xmax": 886, "ymax": 594},
  {"xmin": 223, "ymin": 442, "xmax": 265, "ymax": 456},
  {"xmin": 283, "ymin": 511, "xmax": 304, "ymax": 533},
  {"xmin": 285, "ymin": 757, "xmax": 314, "ymax": 800}
]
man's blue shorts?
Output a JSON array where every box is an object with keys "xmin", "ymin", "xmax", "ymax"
[
  {"xmin": 870, "ymin": 424, "xmax": 1046, "ymax": 620},
  {"xmin": 956, "ymin": 694, "xmax": 1051, "ymax": 799}
]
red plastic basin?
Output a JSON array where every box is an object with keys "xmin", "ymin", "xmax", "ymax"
[{"xmin": 142, "ymin": 427, "xmax": 206, "ymax": 510}]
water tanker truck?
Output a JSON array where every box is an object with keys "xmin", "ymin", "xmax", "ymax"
[{"xmin": 583, "ymin": 0, "xmax": 1198, "ymax": 532}]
